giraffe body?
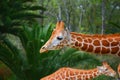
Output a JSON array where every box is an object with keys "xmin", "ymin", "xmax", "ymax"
[
  {"xmin": 40, "ymin": 21, "xmax": 120, "ymax": 57},
  {"xmin": 40, "ymin": 62, "xmax": 116, "ymax": 80},
  {"xmin": 70, "ymin": 32, "xmax": 120, "ymax": 56}
]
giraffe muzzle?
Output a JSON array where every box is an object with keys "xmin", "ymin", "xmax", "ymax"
[{"xmin": 40, "ymin": 47, "xmax": 48, "ymax": 53}]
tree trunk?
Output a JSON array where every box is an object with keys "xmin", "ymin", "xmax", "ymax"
[
  {"xmin": 62, "ymin": 0, "xmax": 71, "ymax": 31},
  {"xmin": 101, "ymin": 0, "xmax": 106, "ymax": 34}
]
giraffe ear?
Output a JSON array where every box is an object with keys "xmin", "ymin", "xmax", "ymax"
[
  {"xmin": 65, "ymin": 27, "xmax": 71, "ymax": 41},
  {"xmin": 65, "ymin": 27, "xmax": 70, "ymax": 33}
]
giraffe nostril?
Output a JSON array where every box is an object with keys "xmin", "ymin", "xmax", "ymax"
[{"xmin": 42, "ymin": 46, "xmax": 45, "ymax": 49}]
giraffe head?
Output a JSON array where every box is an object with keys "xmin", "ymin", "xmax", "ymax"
[
  {"xmin": 97, "ymin": 62, "xmax": 116, "ymax": 77},
  {"xmin": 40, "ymin": 21, "xmax": 71, "ymax": 53}
]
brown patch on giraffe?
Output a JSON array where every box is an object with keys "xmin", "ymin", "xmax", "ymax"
[
  {"xmin": 71, "ymin": 43, "xmax": 74, "ymax": 46},
  {"xmin": 85, "ymin": 75, "xmax": 89, "ymax": 80},
  {"xmin": 84, "ymin": 39, "xmax": 88, "ymax": 43},
  {"xmin": 83, "ymin": 75, "xmax": 85, "ymax": 78},
  {"xmin": 102, "ymin": 40, "xmax": 110, "ymax": 46},
  {"xmin": 93, "ymin": 40, "xmax": 100, "ymax": 46},
  {"xmin": 84, "ymin": 72, "xmax": 87, "ymax": 74},
  {"xmin": 70, "ymin": 71, "xmax": 74, "ymax": 76},
  {"xmin": 74, "ymin": 71, "xmax": 79, "ymax": 75},
  {"xmin": 79, "ymin": 43, "xmax": 82, "ymax": 47},
  {"xmin": 72, "ymin": 46, "xmax": 76, "ymax": 49},
  {"xmin": 115, "ymin": 38, "xmax": 120, "ymax": 41},
  {"xmin": 61, "ymin": 74, "xmax": 65, "ymax": 79},
  {"xmin": 77, "ymin": 75, "xmax": 81, "ymax": 79},
  {"xmin": 77, "ymin": 37, "xmax": 83, "ymax": 42},
  {"xmin": 87, "ymin": 45, "xmax": 93, "ymax": 52},
  {"xmin": 81, "ymin": 43, "xmax": 88, "ymax": 51},
  {"xmin": 88, "ymin": 71, "xmax": 92, "ymax": 74},
  {"xmin": 75, "ymin": 41, "xmax": 79, "ymax": 47},
  {"xmin": 101, "ymin": 47, "xmax": 110, "ymax": 54},
  {"xmin": 108, "ymin": 38, "xmax": 113, "ymax": 42},
  {"xmin": 89, "ymin": 74, "xmax": 93, "ymax": 79},
  {"xmin": 70, "ymin": 77, "xmax": 75, "ymax": 79},
  {"xmin": 66, "ymin": 78, "xmax": 69, "ymax": 80},
  {"xmin": 66, "ymin": 71, "xmax": 69, "ymax": 77},
  {"xmin": 93, "ymin": 72, "xmax": 97, "ymax": 77},
  {"xmin": 111, "ymin": 41, "xmax": 119, "ymax": 46},
  {"xmin": 94, "ymin": 47, "xmax": 101, "ymax": 53},
  {"xmin": 71, "ymin": 34, "xmax": 76, "ymax": 38},
  {"xmin": 94, "ymin": 69, "xmax": 97, "ymax": 72},
  {"xmin": 80, "ymin": 72, "xmax": 83, "ymax": 74},
  {"xmin": 88, "ymin": 38, "xmax": 92, "ymax": 43},
  {"xmin": 111, "ymin": 47, "xmax": 119, "ymax": 54},
  {"xmin": 57, "ymin": 75, "xmax": 61, "ymax": 79}
]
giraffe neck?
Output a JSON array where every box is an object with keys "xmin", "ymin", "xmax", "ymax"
[
  {"xmin": 67, "ymin": 32, "xmax": 120, "ymax": 56},
  {"xmin": 41, "ymin": 67, "xmax": 103, "ymax": 80}
]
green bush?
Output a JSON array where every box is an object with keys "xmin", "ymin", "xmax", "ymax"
[{"xmin": 0, "ymin": 0, "xmax": 45, "ymax": 35}]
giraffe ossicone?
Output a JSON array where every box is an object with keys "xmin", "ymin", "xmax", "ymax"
[
  {"xmin": 40, "ymin": 62, "xmax": 116, "ymax": 80},
  {"xmin": 40, "ymin": 21, "xmax": 120, "ymax": 57}
]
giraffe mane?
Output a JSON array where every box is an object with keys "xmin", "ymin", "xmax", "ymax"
[
  {"xmin": 71, "ymin": 32, "xmax": 120, "ymax": 38},
  {"xmin": 66, "ymin": 67, "xmax": 98, "ymax": 72}
]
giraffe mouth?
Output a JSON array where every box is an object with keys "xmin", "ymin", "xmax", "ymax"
[{"xmin": 40, "ymin": 47, "xmax": 48, "ymax": 53}]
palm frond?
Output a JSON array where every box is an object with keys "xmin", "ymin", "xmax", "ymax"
[
  {"xmin": 0, "ymin": 38, "xmax": 27, "ymax": 79},
  {"xmin": 0, "ymin": 0, "xmax": 46, "ymax": 35}
]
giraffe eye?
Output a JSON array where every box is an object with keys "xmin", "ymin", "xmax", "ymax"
[
  {"xmin": 57, "ymin": 36, "xmax": 63, "ymax": 40},
  {"xmin": 105, "ymin": 68, "xmax": 108, "ymax": 71}
]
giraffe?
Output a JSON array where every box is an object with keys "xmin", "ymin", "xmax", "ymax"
[
  {"xmin": 40, "ymin": 21, "xmax": 120, "ymax": 57},
  {"xmin": 40, "ymin": 62, "xmax": 116, "ymax": 80}
]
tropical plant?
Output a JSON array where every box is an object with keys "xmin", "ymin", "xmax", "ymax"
[
  {"xmin": 0, "ymin": 0, "xmax": 46, "ymax": 79},
  {"xmin": 0, "ymin": 0, "xmax": 46, "ymax": 35},
  {"xmin": 0, "ymin": 23, "xmax": 53, "ymax": 80}
]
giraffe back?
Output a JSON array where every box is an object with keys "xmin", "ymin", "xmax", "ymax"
[
  {"xmin": 40, "ymin": 67, "xmax": 69, "ymax": 80},
  {"xmin": 40, "ymin": 62, "xmax": 116, "ymax": 80}
]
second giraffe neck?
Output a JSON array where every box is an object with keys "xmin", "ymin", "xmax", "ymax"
[{"xmin": 67, "ymin": 32, "xmax": 120, "ymax": 56}]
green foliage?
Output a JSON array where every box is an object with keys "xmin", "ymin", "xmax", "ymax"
[
  {"xmin": 0, "ymin": 0, "xmax": 46, "ymax": 35},
  {"xmin": 0, "ymin": 23, "xmax": 51, "ymax": 80},
  {"xmin": 39, "ymin": 50, "xmax": 101, "ymax": 78},
  {"xmin": 93, "ymin": 75, "xmax": 116, "ymax": 80},
  {"xmin": 0, "ymin": 37, "xmax": 27, "ymax": 79},
  {"xmin": 106, "ymin": 21, "xmax": 120, "ymax": 33}
]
